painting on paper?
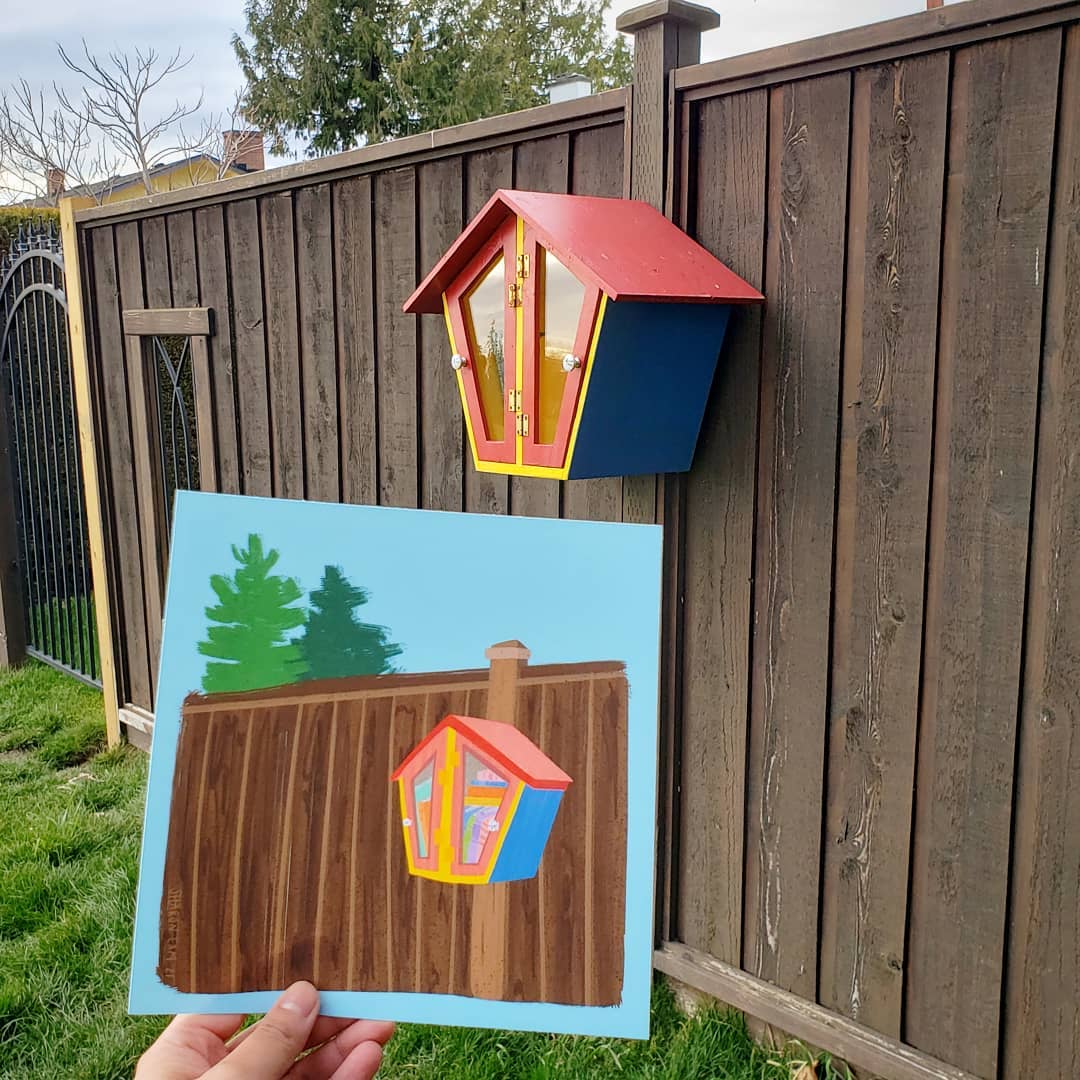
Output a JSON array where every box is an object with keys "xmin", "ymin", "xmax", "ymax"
[{"xmin": 130, "ymin": 492, "xmax": 662, "ymax": 1038}]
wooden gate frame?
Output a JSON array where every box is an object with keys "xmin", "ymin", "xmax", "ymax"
[{"xmin": 59, "ymin": 199, "xmax": 120, "ymax": 743}]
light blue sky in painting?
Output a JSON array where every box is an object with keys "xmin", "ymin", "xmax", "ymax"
[{"xmin": 129, "ymin": 490, "xmax": 663, "ymax": 1038}]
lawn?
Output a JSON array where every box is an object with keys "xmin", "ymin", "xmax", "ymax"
[{"xmin": 0, "ymin": 662, "xmax": 847, "ymax": 1079}]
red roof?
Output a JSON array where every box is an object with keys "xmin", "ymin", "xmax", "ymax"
[
  {"xmin": 403, "ymin": 189, "xmax": 764, "ymax": 313},
  {"xmin": 390, "ymin": 714, "xmax": 572, "ymax": 790}
]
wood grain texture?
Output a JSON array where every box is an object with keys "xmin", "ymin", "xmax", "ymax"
[
  {"xmin": 194, "ymin": 204, "xmax": 241, "ymax": 494},
  {"xmin": 417, "ymin": 159, "xmax": 464, "ymax": 512},
  {"xmin": 89, "ymin": 226, "xmax": 151, "ymax": 709},
  {"xmin": 462, "ymin": 148, "xmax": 511, "ymax": 516},
  {"xmin": 259, "ymin": 193, "xmax": 304, "ymax": 500},
  {"xmin": 118, "ymin": 222, "xmax": 166, "ymax": 697},
  {"xmin": 295, "ymin": 184, "xmax": 339, "ymax": 503},
  {"xmin": 61, "ymin": 207, "xmax": 122, "ymax": 741},
  {"xmin": 225, "ymin": 199, "xmax": 272, "ymax": 497},
  {"xmin": 164, "ymin": 213, "xmax": 219, "ymax": 492},
  {"xmin": 1001, "ymin": 27, "xmax": 1080, "ymax": 1078},
  {"xmin": 656, "ymin": 942, "xmax": 980, "ymax": 1080},
  {"xmin": 904, "ymin": 30, "xmax": 1061, "ymax": 1076},
  {"xmin": 160, "ymin": 664, "xmax": 626, "ymax": 1002},
  {"xmin": 511, "ymin": 135, "xmax": 569, "ymax": 519},
  {"xmin": 332, "ymin": 176, "xmax": 378, "ymax": 506},
  {"xmin": 563, "ymin": 122, "xmax": 625, "ymax": 522},
  {"xmin": 122, "ymin": 308, "xmax": 211, "ymax": 336},
  {"xmin": 677, "ymin": 88, "xmax": 767, "ymax": 966},
  {"xmin": 818, "ymin": 54, "xmax": 949, "ymax": 1037},
  {"xmin": 742, "ymin": 71, "xmax": 851, "ymax": 998},
  {"xmin": 374, "ymin": 168, "xmax": 419, "ymax": 509}
]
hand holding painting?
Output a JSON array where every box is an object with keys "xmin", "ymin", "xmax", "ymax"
[{"xmin": 135, "ymin": 980, "xmax": 394, "ymax": 1079}]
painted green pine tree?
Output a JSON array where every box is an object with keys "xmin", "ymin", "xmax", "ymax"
[
  {"xmin": 198, "ymin": 534, "xmax": 307, "ymax": 693},
  {"xmin": 297, "ymin": 564, "xmax": 403, "ymax": 680}
]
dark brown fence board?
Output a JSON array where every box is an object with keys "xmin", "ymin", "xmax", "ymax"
[
  {"xmin": 114, "ymin": 222, "xmax": 165, "ymax": 696},
  {"xmin": 194, "ymin": 205, "xmax": 241, "ymax": 494},
  {"xmin": 225, "ymin": 199, "xmax": 272, "ymax": 497},
  {"xmin": 590, "ymin": 673, "xmax": 628, "ymax": 1006},
  {"xmin": 462, "ymin": 148, "xmax": 512, "ymax": 517},
  {"xmin": 742, "ymin": 71, "xmax": 851, "ymax": 999},
  {"xmin": 295, "ymin": 184, "xmax": 339, "ymax": 503},
  {"xmin": 539, "ymin": 678, "xmax": 591, "ymax": 1004},
  {"xmin": 510, "ymin": 134, "xmax": 570, "ymax": 520},
  {"xmin": 88, "ymin": 227, "xmax": 151, "ymax": 709},
  {"xmin": 374, "ymin": 168, "xmax": 419, "ymax": 509},
  {"xmin": 905, "ymin": 29, "xmax": 1061, "ymax": 1075},
  {"xmin": 677, "ymin": 88, "xmax": 767, "ymax": 967},
  {"xmin": 507, "ymin": 682, "xmax": 545, "ymax": 1000},
  {"xmin": 1002, "ymin": 27, "xmax": 1080, "ymax": 1079},
  {"xmin": 259, "ymin": 193, "xmax": 304, "ymax": 500},
  {"xmin": 817, "ymin": 54, "xmax": 949, "ymax": 1037},
  {"xmin": 354, "ymin": 695, "xmax": 391, "ymax": 989},
  {"xmin": 563, "ymin": 122, "xmax": 626, "ymax": 523},
  {"xmin": 332, "ymin": 176, "xmax": 378, "ymax": 507},
  {"xmin": 165, "ymin": 213, "xmax": 199, "ymax": 308},
  {"xmin": 418, "ymin": 159, "xmax": 465, "ymax": 513}
]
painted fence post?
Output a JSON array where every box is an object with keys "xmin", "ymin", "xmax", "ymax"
[
  {"xmin": 469, "ymin": 639, "xmax": 531, "ymax": 998},
  {"xmin": 0, "ymin": 387, "xmax": 26, "ymax": 668}
]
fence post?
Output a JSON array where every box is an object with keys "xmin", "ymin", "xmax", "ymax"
[
  {"xmin": 617, "ymin": 0, "xmax": 720, "ymax": 212},
  {"xmin": 0, "ymin": 389, "xmax": 26, "ymax": 668}
]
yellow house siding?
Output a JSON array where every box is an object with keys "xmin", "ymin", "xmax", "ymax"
[{"xmin": 65, "ymin": 160, "xmax": 248, "ymax": 209}]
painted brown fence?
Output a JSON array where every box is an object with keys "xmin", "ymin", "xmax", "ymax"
[
  {"xmin": 62, "ymin": 0, "xmax": 1080, "ymax": 1075},
  {"xmin": 160, "ymin": 655, "xmax": 627, "ymax": 1004}
]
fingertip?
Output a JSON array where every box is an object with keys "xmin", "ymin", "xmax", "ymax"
[
  {"xmin": 333, "ymin": 1039, "xmax": 384, "ymax": 1080},
  {"xmin": 278, "ymin": 980, "xmax": 320, "ymax": 1017}
]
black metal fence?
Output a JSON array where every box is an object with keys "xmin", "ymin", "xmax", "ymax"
[{"xmin": 0, "ymin": 221, "xmax": 99, "ymax": 684}]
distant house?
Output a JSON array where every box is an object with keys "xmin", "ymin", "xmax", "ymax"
[{"xmin": 28, "ymin": 130, "xmax": 264, "ymax": 209}]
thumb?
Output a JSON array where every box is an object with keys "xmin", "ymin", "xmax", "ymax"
[{"xmin": 208, "ymin": 982, "xmax": 320, "ymax": 1079}]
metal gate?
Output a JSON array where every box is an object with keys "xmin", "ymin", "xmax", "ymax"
[{"xmin": 0, "ymin": 221, "xmax": 99, "ymax": 684}]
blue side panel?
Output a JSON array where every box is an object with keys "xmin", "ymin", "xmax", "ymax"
[
  {"xmin": 568, "ymin": 301, "xmax": 731, "ymax": 479},
  {"xmin": 489, "ymin": 787, "xmax": 566, "ymax": 884}
]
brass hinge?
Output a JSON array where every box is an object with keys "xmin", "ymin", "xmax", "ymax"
[
  {"xmin": 515, "ymin": 412, "xmax": 530, "ymax": 437},
  {"xmin": 508, "ymin": 282, "xmax": 522, "ymax": 307},
  {"xmin": 516, "ymin": 253, "xmax": 530, "ymax": 278},
  {"xmin": 507, "ymin": 388, "xmax": 521, "ymax": 412}
]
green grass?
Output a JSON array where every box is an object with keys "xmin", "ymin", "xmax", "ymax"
[{"xmin": 0, "ymin": 661, "xmax": 850, "ymax": 1079}]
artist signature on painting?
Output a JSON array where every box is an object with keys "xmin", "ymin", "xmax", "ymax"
[{"xmin": 161, "ymin": 888, "xmax": 182, "ymax": 983}]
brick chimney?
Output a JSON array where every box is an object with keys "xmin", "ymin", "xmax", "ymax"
[
  {"xmin": 927, "ymin": 0, "xmax": 944, "ymax": 7},
  {"xmin": 46, "ymin": 167, "xmax": 65, "ymax": 199},
  {"xmin": 223, "ymin": 130, "xmax": 265, "ymax": 172}
]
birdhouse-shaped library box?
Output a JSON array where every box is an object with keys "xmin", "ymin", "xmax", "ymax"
[
  {"xmin": 390, "ymin": 713, "xmax": 572, "ymax": 885},
  {"xmin": 403, "ymin": 189, "xmax": 764, "ymax": 479}
]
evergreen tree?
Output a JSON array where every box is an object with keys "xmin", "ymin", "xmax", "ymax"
[
  {"xmin": 233, "ymin": 0, "xmax": 632, "ymax": 155},
  {"xmin": 297, "ymin": 564, "xmax": 403, "ymax": 680},
  {"xmin": 198, "ymin": 534, "xmax": 307, "ymax": 693}
]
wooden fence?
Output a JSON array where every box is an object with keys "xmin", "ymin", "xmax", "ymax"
[
  {"xmin": 160, "ymin": 654, "xmax": 627, "ymax": 1005},
  {"xmin": 58, "ymin": 0, "xmax": 1080, "ymax": 1075}
]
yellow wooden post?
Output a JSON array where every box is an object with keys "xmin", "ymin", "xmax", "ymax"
[{"xmin": 59, "ymin": 197, "xmax": 122, "ymax": 746}]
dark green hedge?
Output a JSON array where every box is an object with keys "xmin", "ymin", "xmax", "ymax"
[{"xmin": 0, "ymin": 207, "xmax": 61, "ymax": 260}]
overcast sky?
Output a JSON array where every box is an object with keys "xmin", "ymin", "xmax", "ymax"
[{"xmin": 0, "ymin": 0, "xmax": 939, "ymax": 177}]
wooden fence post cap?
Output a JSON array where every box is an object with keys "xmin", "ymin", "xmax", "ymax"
[
  {"xmin": 616, "ymin": 0, "xmax": 720, "ymax": 35},
  {"xmin": 485, "ymin": 640, "xmax": 531, "ymax": 662}
]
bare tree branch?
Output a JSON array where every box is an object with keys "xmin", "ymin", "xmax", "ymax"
[{"xmin": 56, "ymin": 40, "xmax": 204, "ymax": 194}]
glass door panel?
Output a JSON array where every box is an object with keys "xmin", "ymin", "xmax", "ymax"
[
  {"xmin": 464, "ymin": 255, "xmax": 507, "ymax": 442},
  {"xmin": 537, "ymin": 251, "xmax": 586, "ymax": 445}
]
